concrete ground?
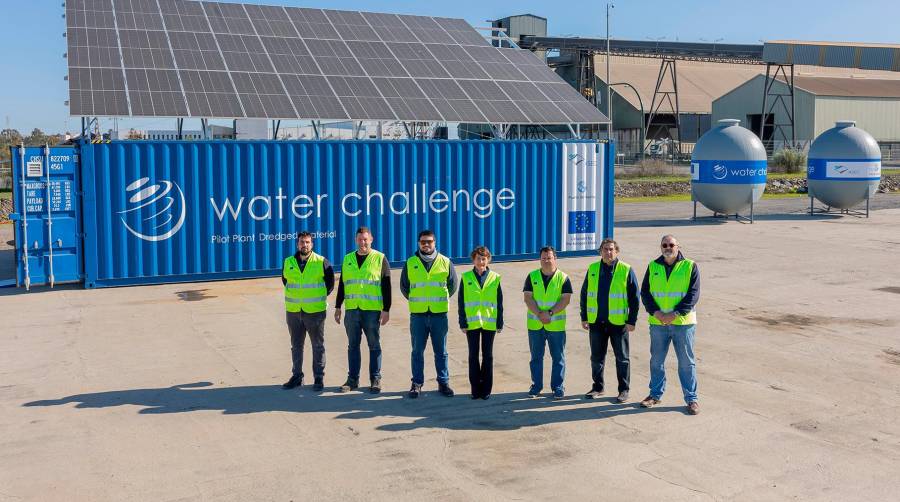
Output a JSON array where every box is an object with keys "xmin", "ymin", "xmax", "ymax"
[{"xmin": 2, "ymin": 201, "xmax": 900, "ymax": 501}]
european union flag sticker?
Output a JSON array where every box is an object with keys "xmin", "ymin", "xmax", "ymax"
[{"xmin": 567, "ymin": 211, "xmax": 596, "ymax": 234}]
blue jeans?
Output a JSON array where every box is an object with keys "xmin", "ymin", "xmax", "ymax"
[
  {"xmin": 344, "ymin": 309, "xmax": 382, "ymax": 381},
  {"xmin": 410, "ymin": 313, "xmax": 449, "ymax": 385},
  {"xmin": 528, "ymin": 329, "xmax": 566, "ymax": 392},
  {"xmin": 649, "ymin": 324, "xmax": 698, "ymax": 403}
]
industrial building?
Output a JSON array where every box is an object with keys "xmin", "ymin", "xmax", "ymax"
[
  {"xmin": 712, "ymin": 74, "xmax": 900, "ymax": 147},
  {"xmin": 491, "ymin": 14, "xmax": 547, "ymax": 49},
  {"xmin": 591, "ymin": 57, "xmax": 762, "ymax": 150},
  {"xmin": 588, "ymin": 57, "xmax": 900, "ymax": 158},
  {"xmin": 508, "ymin": 20, "xmax": 900, "ymax": 159}
]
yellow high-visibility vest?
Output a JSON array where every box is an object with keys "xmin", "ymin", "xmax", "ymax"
[
  {"xmin": 283, "ymin": 253, "xmax": 328, "ymax": 313},
  {"xmin": 586, "ymin": 260, "xmax": 631, "ymax": 325},
  {"xmin": 526, "ymin": 269, "xmax": 568, "ymax": 332},
  {"xmin": 462, "ymin": 269, "xmax": 500, "ymax": 330},
  {"xmin": 406, "ymin": 254, "xmax": 450, "ymax": 313},
  {"xmin": 341, "ymin": 250, "xmax": 385, "ymax": 311},
  {"xmin": 647, "ymin": 259, "xmax": 697, "ymax": 325}
]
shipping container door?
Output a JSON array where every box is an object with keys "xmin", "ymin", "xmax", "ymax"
[{"xmin": 10, "ymin": 146, "xmax": 82, "ymax": 288}]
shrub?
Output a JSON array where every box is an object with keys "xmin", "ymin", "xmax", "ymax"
[
  {"xmin": 771, "ymin": 148, "xmax": 806, "ymax": 174},
  {"xmin": 619, "ymin": 159, "xmax": 677, "ymax": 178}
]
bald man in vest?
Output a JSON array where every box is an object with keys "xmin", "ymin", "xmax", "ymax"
[{"xmin": 640, "ymin": 234, "xmax": 701, "ymax": 415}]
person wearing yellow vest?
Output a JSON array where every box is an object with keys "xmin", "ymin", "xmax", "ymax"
[
  {"xmin": 281, "ymin": 232, "xmax": 335, "ymax": 392},
  {"xmin": 400, "ymin": 230, "xmax": 458, "ymax": 398},
  {"xmin": 579, "ymin": 238, "xmax": 640, "ymax": 403},
  {"xmin": 639, "ymin": 235, "xmax": 701, "ymax": 415},
  {"xmin": 334, "ymin": 227, "xmax": 392, "ymax": 394},
  {"xmin": 457, "ymin": 246, "xmax": 504, "ymax": 400},
  {"xmin": 523, "ymin": 246, "xmax": 573, "ymax": 399}
]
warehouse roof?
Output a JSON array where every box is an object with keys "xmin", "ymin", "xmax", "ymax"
[
  {"xmin": 595, "ymin": 58, "xmax": 763, "ymax": 113},
  {"xmin": 789, "ymin": 75, "xmax": 900, "ymax": 97},
  {"xmin": 495, "ymin": 13, "xmax": 547, "ymax": 21}
]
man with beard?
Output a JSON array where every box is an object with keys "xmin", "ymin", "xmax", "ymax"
[
  {"xmin": 401, "ymin": 229, "xmax": 458, "ymax": 398},
  {"xmin": 281, "ymin": 231, "xmax": 335, "ymax": 392},
  {"xmin": 639, "ymin": 235, "xmax": 701, "ymax": 415}
]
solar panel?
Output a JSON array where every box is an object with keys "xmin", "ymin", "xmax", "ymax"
[{"xmin": 64, "ymin": 0, "xmax": 608, "ymax": 124}]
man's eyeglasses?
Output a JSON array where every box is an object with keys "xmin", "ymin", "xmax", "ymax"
[
  {"xmin": 661, "ymin": 243, "xmax": 677, "ymax": 249},
  {"xmin": 419, "ymin": 239, "xmax": 435, "ymax": 244}
]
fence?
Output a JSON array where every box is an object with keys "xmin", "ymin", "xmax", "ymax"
[
  {"xmin": 612, "ymin": 139, "xmax": 900, "ymax": 169},
  {"xmin": 0, "ymin": 160, "xmax": 10, "ymax": 190}
]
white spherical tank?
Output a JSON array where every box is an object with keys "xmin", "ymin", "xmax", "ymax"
[
  {"xmin": 690, "ymin": 119, "xmax": 768, "ymax": 215},
  {"xmin": 807, "ymin": 121, "xmax": 881, "ymax": 209}
]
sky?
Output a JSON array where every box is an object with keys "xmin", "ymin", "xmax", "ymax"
[{"xmin": 1, "ymin": 0, "xmax": 899, "ymax": 134}]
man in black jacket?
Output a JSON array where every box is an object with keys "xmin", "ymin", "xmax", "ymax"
[
  {"xmin": 281, "ymin": 232, "xmax": 335, "ymax": 391},
  {"xmin": 579, "ymin": 238, "xmax": 640, "ymax": 403}
]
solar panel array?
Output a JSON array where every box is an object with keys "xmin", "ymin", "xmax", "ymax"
[{"xmin": 64, "ymin": 0, "xmax": 608, "ymax": 124}]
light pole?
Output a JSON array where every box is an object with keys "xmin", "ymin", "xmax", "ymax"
[
  {"xmin": 609, "ymin": 82, "xmax": 644, "ymax": 162},
  {"xmin": 700, "ymin": 37, "xmax": 724, "ymax": 53},
  {"xmin": 606, "ymin": 2, "xmax": 614, "ymax": 140}
]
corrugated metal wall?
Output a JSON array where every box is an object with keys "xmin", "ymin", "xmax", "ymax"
[
  {"xmin": 79, "ymin": 140, "xmax": 611, "ymax": 288},
  {"xmin": 814, "ymin": 96, "xmax": 900, "ymax": 140},
  {"xmin": 712, "ymin": 75, "xmax": 817, "ymax": 140},
  {"xmin": 763, "ymin": 42, "xmax": 900, "ymax": 71}
]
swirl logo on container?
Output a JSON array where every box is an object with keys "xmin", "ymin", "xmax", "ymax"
[
  {"xmin": 712, "ymin": 164, "xmax": 728, "ymax": 180},
  {"xmin": 118, "ymin": 177, "xmax": 186, "ymax": 242},
  {"xmin": 568, "ymin": 152, "xmax": 585, "ymax": 166}
]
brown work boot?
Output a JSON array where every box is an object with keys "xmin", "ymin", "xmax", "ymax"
[
  {"xmin": 687, "ymin": 401, "xmax": 700, "ymax": 415},
  {"xmin": 640, "ymin": 395, "xmax": 661, "ymax": 408}
]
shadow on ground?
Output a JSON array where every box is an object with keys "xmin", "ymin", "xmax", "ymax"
[{"xmin": 24, "ymin": 382, "xmax": 687, "ymax": 432}]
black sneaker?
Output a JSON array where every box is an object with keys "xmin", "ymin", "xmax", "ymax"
[
  {"xmin": 438, "ymin": 383, "xmax": 455, "ymax": 397},
  {"xmin": 339, "ymin": 378, "xmax": 359, "ymax": 393},
  {"xmin": 370, "ymin": 377, "xmax": 382, "ymax": 394},
  {"xmin": 408, "ymin": 383, "xmax": 422, "ymax": 398},
  {"xmin": 312, "ymin": 378, "xmax": 324, "ymax": 392},
  {"xmin": 282, "ymin": 375, "xmax": 302, "ymax": 390},
  {"xmin": 528, "ymin": 386, "xmax": 541, "ymax": 398}
]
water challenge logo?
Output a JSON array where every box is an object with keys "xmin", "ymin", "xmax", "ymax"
[
  {"xmin": 712, "ymin": 163, "xmax": 728, "ymax": 180},
  {"xmin": 119, "ymin": 177, "xmax": 186, "ymax": 242}
]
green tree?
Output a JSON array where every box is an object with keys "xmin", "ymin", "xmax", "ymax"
[
  {"xmin": 0, "ymin": 128, "xmax": 23, "ymax": 162},
  {"xmin": 25, "ymin": 128, "xmax": 50, "ymax": 146},
  {"xmin": 1, "ymin": 128, "xmax": 22, "ymax": 143}
]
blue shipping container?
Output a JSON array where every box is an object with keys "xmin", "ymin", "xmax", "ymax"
[
  {"xmin": 9, "ymin": 146, "xmax": 83, "ymax": 288},
  {"xmin": 15, "ymin": 139, "xmax": 613, "ymax": 288}
]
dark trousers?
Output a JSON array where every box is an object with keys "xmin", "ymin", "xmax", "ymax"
[
  {"xmin": 344, "ymin": 309, "xmax": 382, "ymax": 381},
  {"xmin": 286, "ymin": 310, "xmax": 326, "ymax": 380},
  {"xmin": 588, "ymin": 322, "xmax": 630, "ymax": 392},
  {"xmin": 466, "ymin": 329, "xmax": 496, "ymax": 397}
]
